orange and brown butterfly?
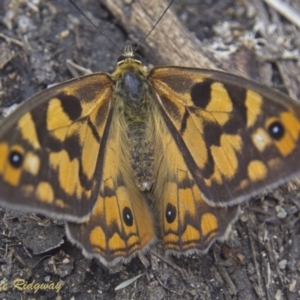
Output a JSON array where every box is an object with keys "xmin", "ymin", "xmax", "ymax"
[{"xmin": 1, "ymin": 10, "xmax": 300, "ymax": 267}]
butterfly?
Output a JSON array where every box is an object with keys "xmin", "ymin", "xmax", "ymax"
[{"xmin": 0, "ymin": 39, "xmax": 300, "ymax": 267}]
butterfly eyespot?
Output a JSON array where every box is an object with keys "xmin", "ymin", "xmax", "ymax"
[
  {"xmin": 123, "ymin": 207, "xmax": 133, "ymax": 226},
  {"xmin": 166, "ymin": 203, "xmax": 176, "ymax": 224},
  {"xmin": 9, "ymin": 150, "xmax": 24, "ymax": 168},
  {"xmin": 268, "ymin": 120, "xmax": 285, "ymax": 140}
]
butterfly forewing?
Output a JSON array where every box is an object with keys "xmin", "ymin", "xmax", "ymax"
[
  {"xmin": 150, "ymin": 67, "xmax": 300, "ymax": 207},
  {"xmin": 0, "ymin": 73, "xmax": 114, "ymax": 222}
]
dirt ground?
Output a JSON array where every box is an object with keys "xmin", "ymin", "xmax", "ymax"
[{"xmin": 0, "ymin": 0, "xmax": 300, "ymax": 299}]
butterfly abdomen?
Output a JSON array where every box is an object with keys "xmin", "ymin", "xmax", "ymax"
[{"xmin": 127, "ymin": 123, "xmax": 155, "ymax": 191}]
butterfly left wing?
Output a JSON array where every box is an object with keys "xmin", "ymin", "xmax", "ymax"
[
  {"xmin": 0, "ymin": 71, "xmax": 156, "ymax": 266},
  {"xmin": 150, "ymin": 67, "xmax": 300, "ymax": 207}
]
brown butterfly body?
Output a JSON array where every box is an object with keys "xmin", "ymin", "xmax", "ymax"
[{"xmin": 0, "ymin": 44, "xmax": 300, "ymax": 266}]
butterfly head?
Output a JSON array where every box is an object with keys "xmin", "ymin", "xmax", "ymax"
[{"xmin": 117, "ymin": 42, "xmax": 142, "ymax": 66}]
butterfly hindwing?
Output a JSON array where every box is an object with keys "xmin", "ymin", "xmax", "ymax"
[
  {"xmin": 150, "ymin": 67, "xmax": 300, "ymax": 207},
  {"xmin": 66, "ymin": 108, "xmax": 155, "ymax": 265},
  {"xmin": 151, "ymin": 115, "xmax": 239, "ymax": 253},
  {"xmin": 0, "ymin": 73, "xmax": 114, "ymax": 222},
  {"xmin": 66, "ymin": 178, "xmax": 155, "ymax": 266}
]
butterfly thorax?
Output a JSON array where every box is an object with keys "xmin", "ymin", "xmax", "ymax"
[{"xmin": 111, "ymin": 58, "xmax": 156, "ymax": 191}]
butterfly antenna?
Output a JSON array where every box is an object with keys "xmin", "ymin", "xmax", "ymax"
[
  {"xmin": 134, "ymin": 0, "xmax": 174, "ymax": 52},
  {"xmin": 69, "ymin": 0, "xmax": 123, "ymax": 52}
]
